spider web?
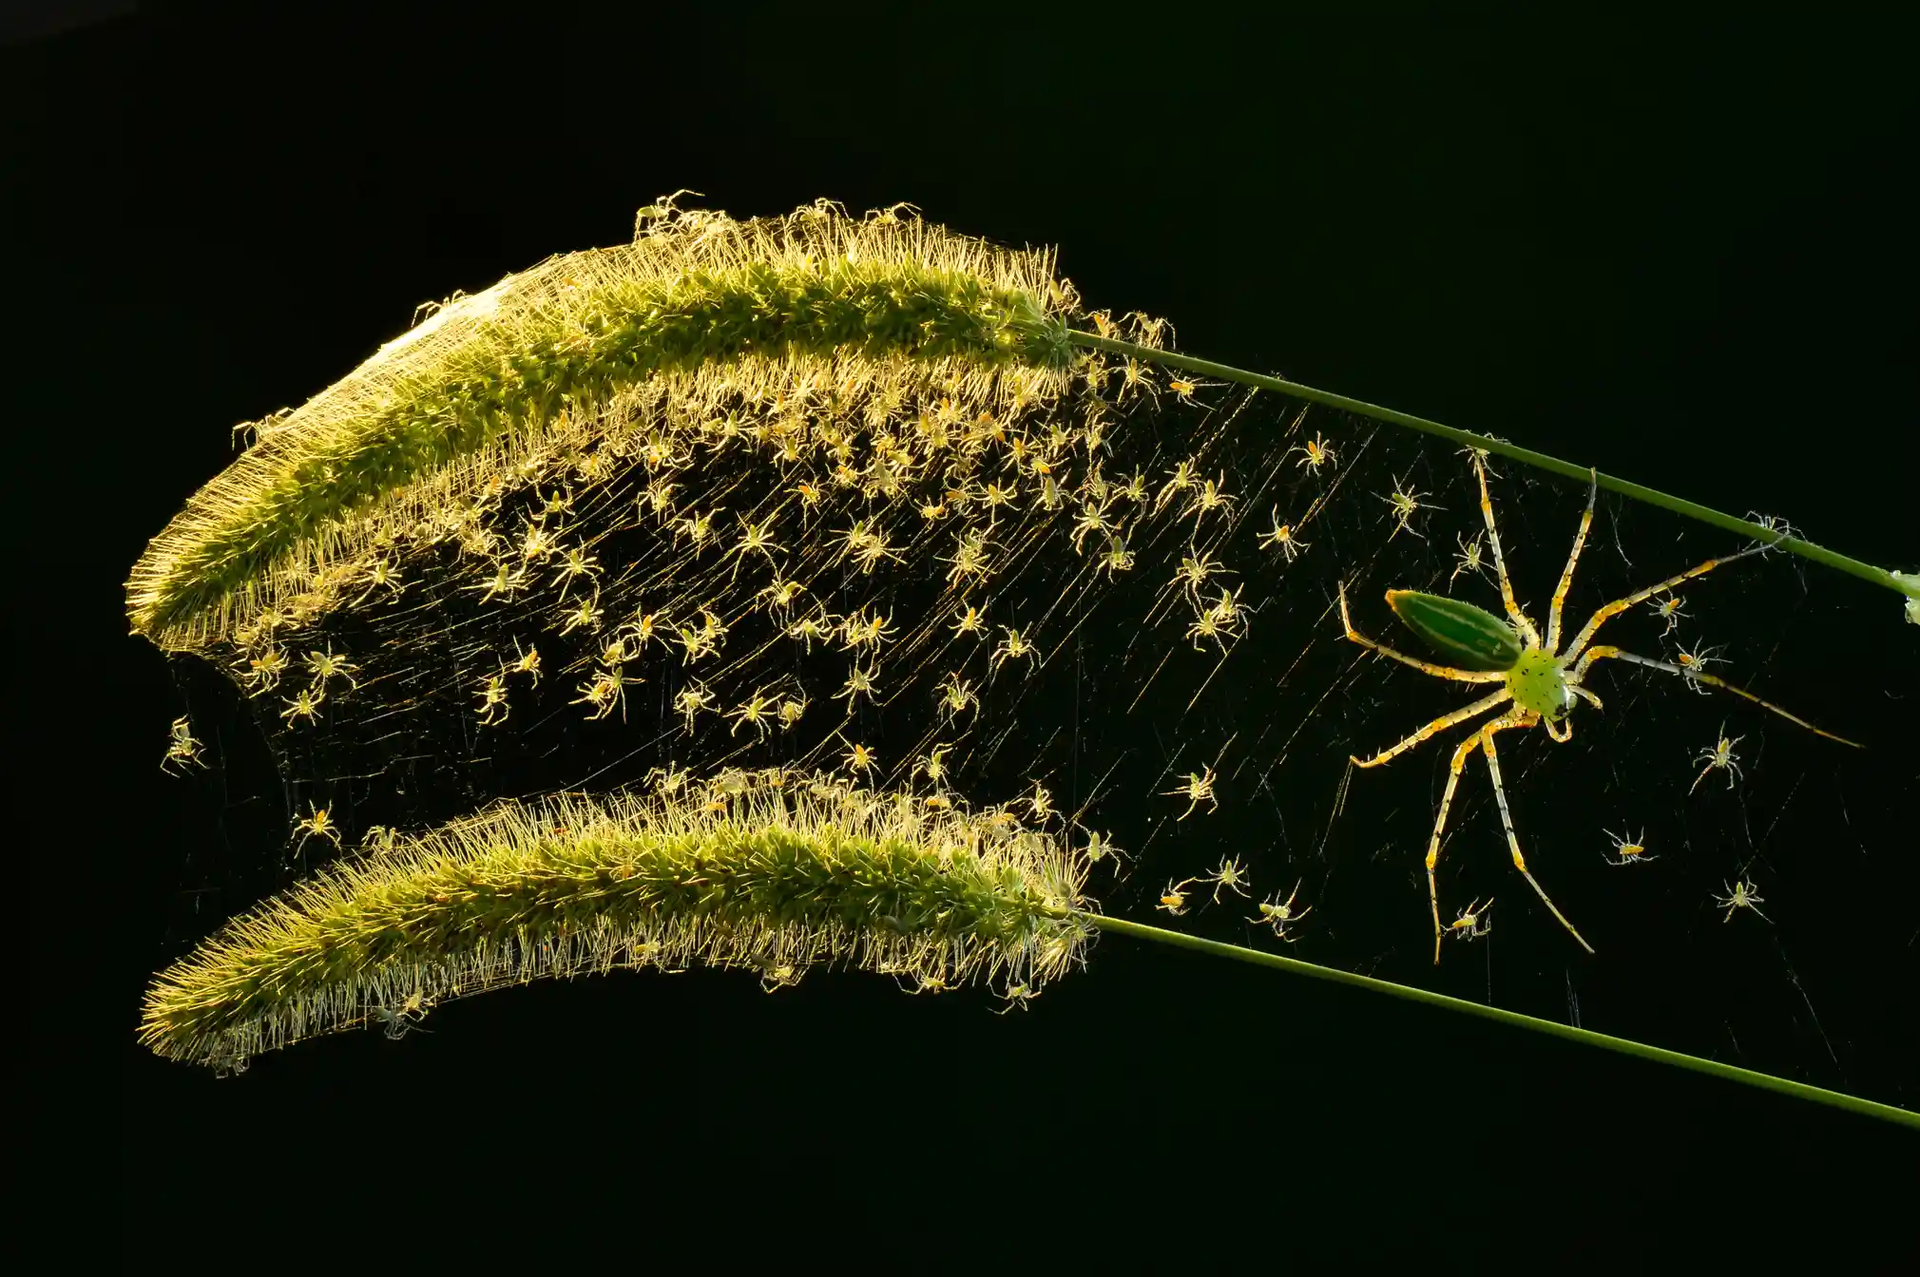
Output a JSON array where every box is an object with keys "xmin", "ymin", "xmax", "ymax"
[{"xmin": 148, "ymin": 336, "xmax": 1917, "ymax": 1108}]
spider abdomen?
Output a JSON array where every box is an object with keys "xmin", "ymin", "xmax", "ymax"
[{"xmin": 1386, "ymin": 590, "xmax": 1522, "ymax": 673}]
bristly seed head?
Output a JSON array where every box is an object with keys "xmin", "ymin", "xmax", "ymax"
[
  {"xmin": 139, "ymin": 771, "xmax": 1095, "ymax": 1073},
  {"xmin": 127, "ymin": 195, "xmax": 1083, "ymax": 651}
]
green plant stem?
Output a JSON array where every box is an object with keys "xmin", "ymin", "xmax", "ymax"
[
  {"xmin": 1071, "ymin": 331, "xmax": 1917, "ymax": 604},
  {"xmin": 1079, "ymin": 911, "xmax": 1918, "ymax": 1129}
]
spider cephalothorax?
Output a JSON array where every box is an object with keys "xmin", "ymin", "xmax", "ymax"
[{"xmin": 1339, "ymin": 455, "xmax": 1859, "ymax": 963}]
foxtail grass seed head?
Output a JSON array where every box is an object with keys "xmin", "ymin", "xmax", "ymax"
[
  {"xmin": 127, "ymin": 195, "xmax": 1084, "ymax": 651},
  {"xmin": 140, "ymin": 771, "xmax": 1095, "ymax": 1073}
]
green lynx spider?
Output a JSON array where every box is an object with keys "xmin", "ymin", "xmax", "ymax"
[{"xmin": 1339, "ymin": 456, "xmax": 1860, "ymax": 963}]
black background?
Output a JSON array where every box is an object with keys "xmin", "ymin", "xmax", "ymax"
[{"xmin": 10, "ymin": 4, "xmax": 1917, "ymax": 1269}]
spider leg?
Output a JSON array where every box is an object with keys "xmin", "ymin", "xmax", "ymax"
[
  {"xmin": 1545, "ymin": 468, "xmax": 1598, "ymax": 655},
  {"xmin": 1481, "ymin": 717, "xmax": 1595, "ymax": 956},
  {"xmin": 1338, "ymin": 584, "xmax": 1507, "ymax": 684},
  {"xmin": 1559, "ymin": 543, "xmax": 1768, "ymax": 664},
  {"xmin": 1351, "ymin": 688, "xmax": 1510, "ymax": 769},
  {"xmin": 1570, "ymin": 645, "xmax": 1861, "ymax": 746},
  {"xmin": 1423, "ymin": 719, "xmax": 1520, "ymax": 963},
  {"xmin": 1470, "ymin": 454, "xmax": 1541, "ymax": 647}
]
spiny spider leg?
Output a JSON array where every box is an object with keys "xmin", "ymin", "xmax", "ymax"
[
  {"xmin": 1470, "ymin": 455, "xmax": 1540, "ymax": 647},
  {"xmin": 1560, "ymin": 542, "xmax": 1769, "ymax": 665},
  {"xmin": 1351, "ymin": 689, "xmax": 1511, "ymax": 771},
  {"xmin": 1570, "ymin": 646, "xmax": 1862, "ymax": 747},
  {"xmin": 1545, "ymin": 469, "xmax": 1599, "ymax": 655},
  {"xmin": 1421, "ymin": 713, "xmax": 1591, "ymax": 964},
  {"xmin": 1480, "ymin": 719, "xmax": 1594, "ymax": 956}
]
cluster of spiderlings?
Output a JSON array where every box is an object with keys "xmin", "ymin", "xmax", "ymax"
[
  {"xmin": 144, "ymin": 198, "xmax": 1387, "ymax": 988},
  {"xmin": 194, "ymin": 299, "xmax": 1370, "ymax": 846},
  {"xmin": 127, "ymin": 197, "xmax": 1085, "ymax": 650},
  {"xmin": 138, "ymin": 769, "xmax": 1094, "ymax": 1073}
]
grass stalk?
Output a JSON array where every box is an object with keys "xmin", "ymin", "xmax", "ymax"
[
  {"xmin": 1072, "ymin": 330, "xmax": 1917, "ymax": 605},
  {"xmin": 1080, "ymin": 912, "xmax": 1919, "ymax": 1130}
]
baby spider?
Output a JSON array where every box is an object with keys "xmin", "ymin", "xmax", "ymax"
[
  {"xmin": 786, "ymin": 610, "xmax": 835, "ymax": 654},
  {"xmin": 506, "ymin": 638, "xmax": 542, "ymax": 685},
  {"xmin": 752, "ymin": 967, "xmax": 798, "ymax": 998},
  {"xmin": 943, "ymin": 528, "xmax": 993, "ymax": 587},
  {"xmin": 1649, "ymin": 591, "xmax": 1687, "ymax": 636},
  {"xmin": 1076, "ymin": 826, "xmax": 1129, "ymax": 868},
  {"xmin": 729, "ymin": 689, "xmax": 777, "ymax": 739},
  {"xmin": 1447, "ymin": 897, "xmax": 1495, "ymax": 942},
  {"xmin": 647, "ymin": 761, "xmax": 690, "ymax": 798},
  {"xmin": 1252, "ymin": 880, "xmax": 1312, "ymax": 939},
  {"xmin": 475, "ymin": 672, "xmax": 511, "ymax": 725},
  {"xmin": 302, "ymin": 645, "xmax": 359, "ymax": 691},
  {"xmin": 994, "ymin": 983, "xmax": 1040, "ymax": 1014},
  {"xmin": 757, "ymin": 577, "xmax": 807, "ymax": 615},
  {"xmin": 281, "ymin": 685, "xmax": 325, "ymax": 727},
  {"xmin": 841, "ymin": 608, "xmax": 897, "ymax": 653},
  {"xmin": 1184, "ymin": 472, "xmax": 1237, "ymax": 525},
  {"xmin": 1162, "ymin": 766, "xmax": 1218, "ymax": 820},
  {"xmin": 1186, "ymin": 598, "xmax": 1241, "ymax": 653},
  {"xmin": 161, "ymin": 715, "xmax": 206, "ymax": 774},
  {"xmin": 1289, "ymin": 433, "xmax": 1337, "ymax": 474},
  {"xmin": 1602, "ymin": 828, "xmax": 1656, "ymax": 866},
  {"xmin": 950, "ymin": 603, "xmax": 988, "ymax": 638},
  {"xmin": 1379, "ymin": 474, "xmax": 1439, "ymax": 540},
  {"xmin": 352, "ymin": 556, "xmax": 406, "ymax": 603},
  {"xmin": 1338, "ymin": 454, "xmax": 1858, "ymax": 962},
  {"xmin": 572, "ymin": 668, "xmax": 632, "ymax": 722},
  {"xmin": 239, "ymin": 646, "xmax": 288, "ymax": 694},
  {"xmin": 552, "ymin": 544, "xmax": 602, "ymax": 598},
  {"xmin": 1157, "ymin": 878, "xmax": 1194, "ymax": 916},
  {"xmin": 1116, "ymin": 357, "xmax": 1157, "ymax": 404},
  {"xmin": 990, "ymin": 625, "xmax": 1041, "ymax": 673},
  {"xmin": 1154, "ymin": 459, "xmax": 1197, "ymax": 512},
  {"xmin": 1194, "ymin": 855, "xmax": 1252, "ymax": 904},
  {"xmin": 1672, "ymin": 640, "xmax": 1724, "ymax": 693},
  {"xmin": 673, "ymin": 682, "xmax": 715, "ymax": 733},
  {"xmin": 1166, "ymin": 372, "xmax": 1222, "ymax": 404},
  {"xmin": 1258, "ymin": 508, "xmax": 1308, "ymax": 562},
  {"xmin": 1171, "ymin": 545, "xmax": 1231, "ymax": 601},
  {"xmin": 559, "ymin": 595, "xmax": 605, "ymax": 635},
  {"xmin": 1449, "ymin": 532, "xmax": 1493, "ymax": 587},
  {"xmin": 674, "ymin": 506, "xmax": 723, "ymax": 550},
  {"xmin": 1095, "ymin": 538, "xmax": 1135, "ymax": 578},
  {"xmin": 1689, "ymin": 725, "xmax": 1745, "ymax": 794},
  {"xmin": 621, "ymin": 607, "xmax": 671, "ymax": 654},
  {"xmin": 293, "ymin": 802, "xmax": 343, "ymax": 854},
  {"xmin": 937, "ymin": 673, "xmax": 978, "ymax": 723},
  {"xmin": 1714, "ymin": 876, "xmax": 1769, "ymax": 923},
  {"xmin": 370, "ymin": 991, "xmax": 432, "ymax": 1041},
  {"xmin": 913, "ymin": 743, "xmax": 954, "ymax": 787},
  {"xmin": 1127, "ymin": 310, "xmax": 1171, "ymax": 349},
  {"xmin": 842, "ymin": 740, "xmax": 879, "ymax": 779},
  {"xmin": 518, "ymin": 522, "xmax": 558, "ymax": 563},
  {"xmin": 724, "ymin": 515, "xmax": 784, "ymax": 577},
  {"xmin": 468, "ymin": 560, "xmax": 526, "ymax": 605},
  {"xmin": 833, "ymin": 663, "xmax": 881, "ymax": 707},
  {"xmin": 1070, "ymin": 500, "xmax": 1119, "ymax": 554},
  {"xmin": 1456, "ymin": 443, "xmax": 1501, "ymax": 477}
]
